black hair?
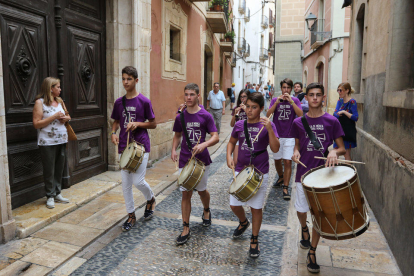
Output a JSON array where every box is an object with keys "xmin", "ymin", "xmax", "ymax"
[
  {"xmin": 213, "ymin": 82, "xmax": 220, "ymax": 87},
  {"xmin": 122, "ymin": 66, "xmax": 138, "ymax": 79},
  {"xmin": 280, "ymin": 78, "xmax": 293, "ymax": 88},
  {"xmin": 236, "ymin": 89, "xmax": 249, "ymax": 106},
  {"xmin": 247, "ymin": 92, "xmax": 264, "ymax": 108},
  {"xmin": 184, "ymin": 83, "xmax": 200, "ymax": 94},
  {"xmin": 306, "ymin": 82, "xmax": 325, "ymax": 95},
  {"xmin": 294, "ymin": 82, "xmax": 303, "ymax": 89}
]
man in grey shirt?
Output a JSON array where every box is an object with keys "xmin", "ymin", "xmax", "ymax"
[{"xmin": 207, "ymin": 82, "xmax": 226, "ymax": 134}]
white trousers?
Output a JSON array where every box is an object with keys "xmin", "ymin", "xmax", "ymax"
[{"xmin": 121, "ymin": 153, "xmax": 154, "ymax": 213}]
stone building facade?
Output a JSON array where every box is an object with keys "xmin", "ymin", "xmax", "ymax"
[
  {"xmin": 273, "ymin": 0, "xmax": 305, "ymax": 90},
  {"xmin": 0, "ymin": 0, "xmax": 232, "ymax": 243},
  {"xmin": 302, "ymin": 0, "xmax": 350, "ymax": 114},
  {"xmin": 347, "ymin": 1, "xmax": 414, "ymax": 275}
]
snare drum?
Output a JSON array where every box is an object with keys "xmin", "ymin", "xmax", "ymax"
[
  {"xmin": 178, "ymin": 158, "xmax": 205, "ymax": 191},
  {"xmin": 229, "ymin": 166, "xmax": 263, "ymax": 202},
  {"xmin": 119, "ymin": 142, "xmax": 145, "ymax": 173},
  {"xmin": 301, "ymin": 164, "xmax": 369, "ymax": 240}
]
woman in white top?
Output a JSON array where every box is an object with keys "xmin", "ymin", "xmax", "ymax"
[{"xmin": 33, "ymin": 77, "xmax": 71, "ymax": 209}]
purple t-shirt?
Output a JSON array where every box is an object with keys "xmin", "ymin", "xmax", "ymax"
[
  {"xmin": 269, "ymin": 97, "xmax": 302, "ymax": 138},
  {"xmin": 231, "ymin": 120, "xmax": 278, "ymax": 174},
  {"xmin": 289, "ymin": 113, "xmax": 345, "ymax": 183},
  {"xmin": 231, "ymin": 108, "xmax": 247, "ymax": 122},
  {"xmin": 173, "ymin": 108, "xmax": 217, "ymax": 168},
  {"xmin": 111, "ymin": 94, "xmax": 155, "ymax": 153}
]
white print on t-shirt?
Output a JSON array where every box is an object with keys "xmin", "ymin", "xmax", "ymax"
[
  {"xmin": 187, "ymin": 127, "xmax": 202, "ymax": 143},
  {"xmin": 305, "ymin": 132, "xmax": 326, "ymax": 152},
  {"xmin": 122, "ymin": 110, "xmax": 136, "ymax": 128},
  {"xmin": 240, "ymin": 126, "xmax": 259, "ymax": 151},
  {"xmin": 278, "ymin": 108, "xmax": 291, "ymax": 120}
]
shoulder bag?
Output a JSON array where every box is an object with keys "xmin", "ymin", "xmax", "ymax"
[{"xmin": 61, "ymin": 101, "xmax": 77, "ymax": 141}]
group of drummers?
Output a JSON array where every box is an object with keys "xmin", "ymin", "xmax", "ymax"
[{"xmin": 112, "ymin": 66, "xmax": 369, "ymax": 274}]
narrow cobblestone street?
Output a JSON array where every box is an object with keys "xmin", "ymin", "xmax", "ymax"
[{"xmin": 70, "ymin": 133, "xmax": 291, "ymax": 276}]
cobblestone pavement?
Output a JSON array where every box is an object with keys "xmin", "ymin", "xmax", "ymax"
[{"xmin": 71, "ymin": 142, "xmax": 293, "ymax": 276}]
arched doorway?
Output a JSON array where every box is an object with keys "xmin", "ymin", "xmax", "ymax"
[{"xmin": 203, "ymin": 45, "xmax": 213, "ymax": 108}]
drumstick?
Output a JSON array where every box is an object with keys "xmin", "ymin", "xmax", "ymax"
[
  {"xmin": 190, "ymin": 135, "xmax": 202, "ymax": 160},
  {"xmin": 174, "ymin": 160, "xmax": 178, "ymax": 170},
  {"xmin": 126, "ymin": 117, "xmax": 131, "ymax": 146},
  {"xmin": 252, "ymin": 114, "xmax": 274, "ymax": 144},
  {"xmin": 314, "ymin": 156, "xmax": 366, "ymax": 165},
  {"xmin": 296, "ymin": 159, "xmax": 307, "ymax": 168}
]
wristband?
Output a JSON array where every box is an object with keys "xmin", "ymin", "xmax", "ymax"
[
  {"xmin": 289, "ymin": 100, "xmax": 294, "ymax": 105},
  {"xmin": 111, "ymin": 131, "xmax": 116, "ymax": 135}
]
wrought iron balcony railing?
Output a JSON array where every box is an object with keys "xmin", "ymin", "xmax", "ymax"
[
  {"xmin": 244, "ymin": 43, "xmax": 250, "ymax": 57},
  {"xmin": 261, "ymin": 15, "xmax": 268, "ymax": 28},
  {"xmin": 310, "ymin": 19, "xmax": 325, "ymax": 48},
  {"xmin": 238, "ymin": 0, "xmax": 246, "ymax": 14},
  {"xmin": 237, "ymin": 37, "xmax": 246, "ymax": 53},
  {"xmin": 245, "ymin": 8, "xmax": 250, "ymax": 22},
  {"xmin": 259, "ymin": 48, "xmax": 268, "ymax": 61}
]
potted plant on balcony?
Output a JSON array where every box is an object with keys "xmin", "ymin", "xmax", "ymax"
[
  {"xmin": 209, "ymin": 2, "xmax": 214, "ymax": 11},
  {"xmin": 211, "ymin": 0, "xmax": 225, "ymax": 12},
  {"xmin": 224, "ymin": 31, "xmax": 235, "ymax": 43}
]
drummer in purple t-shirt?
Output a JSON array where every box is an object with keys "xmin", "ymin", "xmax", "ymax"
[
  {"xmin": 267, "ymin": 78, "xmax": 303, "ymax": 200},
  {"xmin": 226, "ymin": 92, "xmax": 280, "ymax": 258},
  {"xmin": 110, "ymin": 66, "xmax": 157, "ymax": 232},
  {"xmin": 171, "ymin": 83, "xmax": 219, "ymax": 245},
  {"xmin": 290, "ymin": 82, "xmax": 345, "ymax": 273}
]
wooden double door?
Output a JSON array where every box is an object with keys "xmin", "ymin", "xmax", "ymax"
[{"xmin": 0, "ymin": 0, "xmax": 107, "ymax": 209}]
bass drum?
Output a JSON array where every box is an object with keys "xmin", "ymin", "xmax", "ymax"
[
  {"xmin": 302, "ymin": 164, "xmax": 369, "ymax": 240},
  {"xmin": 229, "ymin": 166, "xmax": 263, "ymax": 202}
]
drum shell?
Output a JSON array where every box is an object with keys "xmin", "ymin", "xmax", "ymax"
[
  {"xmin": 178, "ymin": 158, "xmax": 205, "ymax": 191},
  {"xmin": 120, "ymin": 142, "xmax": 145, "ymax": 173},
  {"xmin": 302, "ymin": 164, "xmax": 369, "ymax": 240},
  {"xmin": 229, "ymin": 166, "xmax": 263, "ymax": 202}
]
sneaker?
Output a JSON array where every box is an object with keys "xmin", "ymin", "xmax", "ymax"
[
  {"xmin": 54, "ymin": 194, "xmax": 69, "ymax": 203},
  {"xmin": 232, "ymin": 219, "xmax": 250, "ymax": 238},
  {"xmin": 283, "ymin": 186, "xmax": 291, "ymax": 200},
  {"xmin": 46, "ymin": 197, "xmax": 55, "ymax": 209}
]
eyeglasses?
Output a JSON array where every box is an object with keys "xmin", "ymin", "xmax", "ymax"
[
  {"xmin": 337, "ymin": 89, "xmax": 343, "ymax": 92},
  {"xmin": 240, "ymin": 96, "xmax": 248, "ymax": 98}
]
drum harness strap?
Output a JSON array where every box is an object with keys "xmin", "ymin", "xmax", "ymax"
[
  {"xmin": 180, "ymin": 112, "xmax": 193, "ymax": 152},
  {"xmin": 301, "ymin": 115, "xmax": 329, "ymax": 158},
  {"xmin": 244, "ymin": 120, "xmax": 267, "ymax": 165}
]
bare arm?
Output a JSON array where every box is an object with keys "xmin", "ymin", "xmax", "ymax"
[
  {"xmin": 292, "ymin": 138, "xmax": 301, "ymax": 163},
  {"xmin": 171, "ymin": 132, "xmax": 182, "ymax": 162},
  {"xmin": 32, "ymin": 99, "xmax": 64, "ymax": 129},
  {"xmin": 226, "ymin": 136, "xmax": 238, "ymax": 169},
  {"xmin": 192, "ymin": 131, "xmax": 219, "ymax": 155},
  {"xmin": 222, "ymin": 101, "xmax": 226, "ymax": 115},
  {"xmin": 206, "ymin": 100, "xmax": 210, "ymax": 110},
  {"xmin": 325, "ymin": 137, "xmax": 346, "ymax": 166},
  {"xmin": 111, "ymin": 120, "xmax": 120, "ymax": 145},
  {"xmin": 291, "ymin": 101, "xmax": 303, "ymax": 117},
  {"xmin": 126, "ymin": 118, "xmax": 157, "ymax": 132}
]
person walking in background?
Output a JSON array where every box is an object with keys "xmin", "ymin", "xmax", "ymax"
[
  {"xmin": 333, "ymin": 82, "xmax": 358, "ymax": 161},
  {"xmin": 33, "ymin": 77, "xmax": 70, "ymax": 209},
  {"xmin": 207, "ymin": 82, "xmax": 226, "ymax": 134},
  {"xmin": 269, "ymin": 84, "xmax": 275, "ymax": 100},
  {"xmin": 247, "ymin": 83, "xmax": 256, "ymax": 94},
  {"xmin": 230, "ymin": 89, "xmax": 249, "ymax": 166},
  {"xmin": 230, "ymin": 83, "xmax": 236, "ymax": 110},
  {"xmin": 264, "ymin": 86, "xmax": 270, "ymax": 112},
  {"xmin": 293, "ymin": 82, "xmax": 309, "ymax": 113}
]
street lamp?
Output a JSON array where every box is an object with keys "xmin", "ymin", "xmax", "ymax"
[{"xmin": 305, "ymin": 13, "xmax": 317, "ymax": 31}]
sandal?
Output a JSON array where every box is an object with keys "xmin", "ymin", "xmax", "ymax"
[
  {"xmin": 144, "ymin": 197, "xmax": 156, "ymax": 220},
  {"xmin": 232, "ymin": 219, "xmax": 250, "ymax": 238},
  {"xmin": 300, "ymin": 225, "xmax": 311, "ymax": 249},
  {"xmin": 249, "ymin": 234, "xmax": 260, "ymax": 258},
  {"xmin": 121, "ymin": 213, "xmax": 136, "ymax": 232},
  {"xmin": 273, "ymin": 175, "xmax": 284, "ymax": 187},
  {"xmin": 176, "ymin": 222, "xmax": 191, "ymax": 245},
  {"xmin": 202, "ymin": 208, "xmax": 212, "ymax": 227},
  {"xmin": 283, "ymin": 185, "xmax": 291, "ymax": 200},
  {"xmin": 307, "ymin": 246, "xmax": 320, "ymax": 273}
]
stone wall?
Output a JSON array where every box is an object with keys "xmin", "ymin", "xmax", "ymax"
[
  {"xmin": 0, "ymin": 27, "xmax": 16, "ymax": 243},
  {"xmin": 354, "ymin": 128, "xmax": 414, "ymax": 276}
]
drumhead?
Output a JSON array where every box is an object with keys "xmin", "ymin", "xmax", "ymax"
[
  {"xmin": 229, "ymin": 167, "xmax": 252, "ymax": 193},
  {"xmin": 120, "ymin": 144, "xmax": 134, "ymax": 168},
  {"xmin": 178, "ymin": 159, "xmax": 196, "ymax": 183},
  {"xmin": 303, "ymin": 166, "xmax": 355, "ymax": 188}
]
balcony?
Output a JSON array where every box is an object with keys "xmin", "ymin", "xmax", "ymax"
[
  {"xmin": 310, "ymin": 19, "xmax": 325, "ymax": 49},
  {"xmin": 244, "ymin": 43, "xmax": 250, "ymax": 57},
  {"xmin": 261, "ymin": 15, "xmax": 268, "ymax": 29},
  {"xmin": 237, "ymin": 37, "xmax": 246, "ymax": 53},
  {"xmin": 231, "ymin": 52, "xmax": 236, "ymax": 67},
  {"xmin": 206, "ymin": 11, "xmax": 228, "ymax": 33},
  {"xmin": 220, "ymin": 40, "xmax": 233, "ymax": 52},
  {"xmin": 259, "ymin": 48, "xmax": 268, "ymax": 61},
  {"xmin": 224, "ymin": 52, "xmax": 231, "ymax": 58},
  {"xmin": 245, "ymin": 8, "xmax": 250, "ymax": 22},
  {"xmin": 269, "ymin": 16, "xmax": 275, "ymax": 28},
  {"xmin": 238, "ymin": 0, "xmax": 246, "ymax": 14}
]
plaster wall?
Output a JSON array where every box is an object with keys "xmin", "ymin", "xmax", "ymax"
[
  {"xmin": 232, "ymin": 0, "xmax": 248, "ymax": 96},
  {"xmin": 149, "ymin": 0, "xmax": 232, "ymax": 161}
]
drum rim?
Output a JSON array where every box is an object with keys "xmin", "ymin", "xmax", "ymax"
[
  {"xmin": 229, "ymin": 166, "xmax": 264, "ymax": 202},
  {"xmin": 316, "ymin": 215, "xmax": 370, "ymax": 240},
  {"xmin": 301, "ymin": 163, "xmax": 357, "ymax": 192}
]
